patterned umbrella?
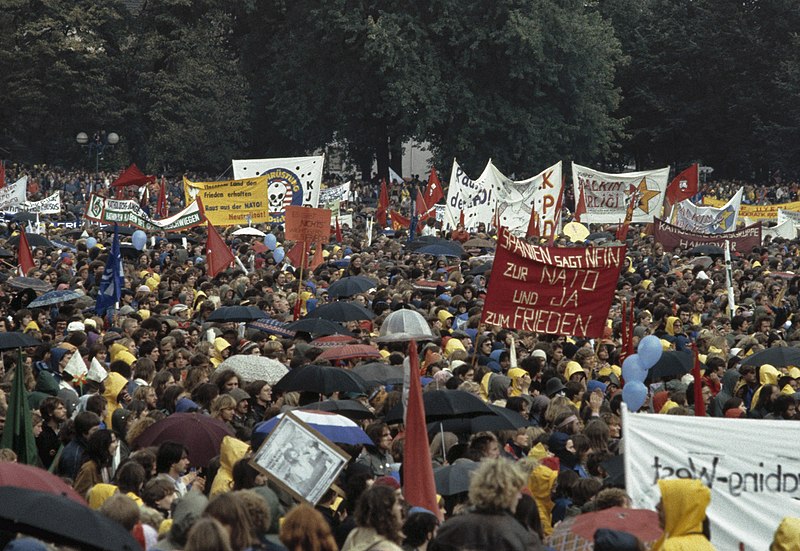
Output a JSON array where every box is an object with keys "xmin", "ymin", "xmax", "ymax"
[
  {"xmin": 247, "ymin": 318, "xmax": 297, "ymax": 338},
  {"xmin": 28, "ymin": 289, "xmax": 83, "ymax": 308},
  {"xmin": 7, "ymin": 277, "xmax": 52, "ymax": 292},
  {"xmin": 254, "ymin": 410, "xmax": 372, "ymax": 445},
  {"xmin": 310, "ymin": 335, "xmax": 360, "ymax": 348},
  {"xmin": 546, "ymin": 508, "xmax": 661, "ymax": 551},
  {"xmin": 317, "ymin": 344, "xmax": 382, "ymax": 362},
  {"xmin": 218, "ymin": 355, "xmax": 289, "ymax": 384}
]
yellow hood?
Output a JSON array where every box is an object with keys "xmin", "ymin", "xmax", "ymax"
[
  {"xmin": 760, "ymin": 364, "xmax": 780, "ymax": 385},
  {"xmin": 87, "ymin": 483, "xmax": 118, "ymax": 510},
  {"xmin": 665, "ymin": 316, "xmax": 680, "ymax": 336},
  {"xmin": 565, "ymin": 361, "xmax": 585, "ymax": 381},
  {"xmin": 102, "ymin": 372, "xmax": 129, "ymax": 427},
  {"xmin": 508, "ymin": 367, "xmax": 527, "ymax": 397},
  {"xmin": 444, "ymin": 338, "xmax": 465, "ymax": 358},
  {"xmin": 654, "ymin": 479, "xmax": 713, "ymax": 551},
  {"xmin": 209, "ymin": 436, "xmax": 250, "ymax": 497},
  {"xmin": 771, "ymin": 517, "xmax": 800, "ymax": 551}
]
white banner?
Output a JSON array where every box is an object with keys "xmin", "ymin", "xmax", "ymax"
[
  {"xmin": 571, "ymin": 164, "xmax": 669, "ymax": 224},
  {"xmin": 5, "ymin": 191, "xmax": 61, "ymax": 214},
  {"xmin": 623, "ymin": 409, "xmax": 800, "ymax": 551},
  {"xmin": 671, "ymin": 188, "xmax": 743, "ymax": 234},
  {"xmin": 777, "ymin": 208, "xmax": 800, "ymax": 226},
  {"xmin": 231, "ymin": 155, "xmax": 323, "ymax": 211},
  {"xmin": 444, "ymin": 160, "xmax": 499, "ymax": 231},
  {"xmin": 0, "ymin": 176, "xmax": 28, "ymax": 209},
  {"xmin": 493, "ymin": 161, "xmax": 563, "ymax": 236},
  {"xmin": 763, "ymin": 219, "xmax": 796, "ymax": 241},
  {"xmin": 319, "ymin": 181, "xmax": 351, "ymax": 205},
  {"xmin": 330, "ymin": 213, "xmax": 353, "ymax": 228}
]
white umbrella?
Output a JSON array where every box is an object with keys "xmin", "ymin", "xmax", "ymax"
[
  {"xmin": 232, "ymin": 227, "xmax": 267, "ymax": 237},
  {"xmin": 218, "ymin": 355, "xmax": 288, "ymax": 384},
  {"xmin": 375, "ymin": 309, "xmax": 434, "ymax": 342}
]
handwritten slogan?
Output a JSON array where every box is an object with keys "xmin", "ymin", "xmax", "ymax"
[
  {"xmin": 654, "ymin": 218, "xmax": 761, "ymax": 253},
  {"xmin": 284, "ymin": 206, "xmax": 332, "ymax": 243},
  {"xmin": 482, "ymin": 228, "xmax": 624, "ymax": 337}
]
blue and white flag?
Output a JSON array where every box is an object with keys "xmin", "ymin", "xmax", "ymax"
[{"xmin": 95, "ymin": 225, "xmax": 123, "ymax": 317}]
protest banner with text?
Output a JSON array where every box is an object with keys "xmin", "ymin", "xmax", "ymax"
[
  {"xmin": 184, "ymin": 175, "xmax": 274, "ymax": 226},
  {"xmin": 4, "ymin": 191, "xmax": 61, "ymax": 214},
  {"xmin": 284, "ymin": 206, "xmax": 332, "ymax": 243},
  {"xmin": 481, "ymin": 228, "xmax": 624, "ymax": 337},
  {"xmin": 653, "ymin": 218, "xmax": 761, "ymax": 253},
  {"xmin": 671, "ymin": 188, "xmax": 742, "ymax": 233},
  {"xmin": 85, "ymin": 194, "xmax": 204, "ymax": 232},
  {"xmin": 623, "ymin": 409, "xmax": 800, "ymax": 551},
  {"xmin": 0, "ymin": 176, "xmax": 28, "ymax": 209},
  {"xmin": 444, "ymin": 160, "xmax": 500, "ymax": 231},
  {"xmin": 493, "ymin": 161, "xmax": 563, "ymax": 237},
  {"xmin": 702, "ymin": 197, "xmax": 800, "ymax": 220},
  {"xmin": 571, "ymin": 164, "xmax": 669, "ymax": 224}
]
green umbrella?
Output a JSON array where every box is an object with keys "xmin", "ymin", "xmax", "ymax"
[{"xmin": 0, "ymin": 354, "xmax": 38, "ymax": 465}]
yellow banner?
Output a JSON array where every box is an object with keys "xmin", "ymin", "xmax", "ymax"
[
  {"xmin": 702, "ymin": 197, "xmax": 800, "ymax": 220},
  {"xmin": 183, "ymin": 176, "xmax": 273, "ymax": 226}
]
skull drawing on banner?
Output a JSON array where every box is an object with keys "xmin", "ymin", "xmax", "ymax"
[{"xmin": 268, "ymin": 180, "xmax": 290, "ymax": 213}]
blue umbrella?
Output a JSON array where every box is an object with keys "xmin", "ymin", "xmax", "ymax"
[
  {"xmin": 246, "ymin": 318, "xmax": 297, "ymax": 338},
  {"xmin": 28, "ymin": 289, "xmax": 82, "ymax": 308},
  {"xmin": 254, "ymin": 410, "xmax": 372, "ymax": 445}
]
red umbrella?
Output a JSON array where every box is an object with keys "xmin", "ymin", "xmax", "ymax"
[
  {"xmin": 547, "ymin": 508, "xmax": 662, "ymax": 550},
  {"xmin": 133, "ymin": 413, "xmax": 234, "ymax": 468},
  {"xmin": 310, "ymin": 335, "xmax": 359, "ymax": 348},
  {"xmin": 0, "ymin": 461, "xmax": 85, "ymax": 504},
  {"xmin": 317, "ymin": 344, "xmax": 382, "ymax": 362}
]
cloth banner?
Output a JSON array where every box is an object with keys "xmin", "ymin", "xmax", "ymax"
[
  {"xmin": 231, "ymin": 155, "xmax": 323, "ymax": 222},
  {"xmin": 481, "ymin": 227, "xmax": 623, "ymax": 337},
  {"xmin": 493, "ymin": 161, "xmax": 563, "ymax": 237},
  {"xmin": 653, "ymin": 218, "xmax": 761, "ymax": 254},
  {"xmin": 284, "ymin": 206, "xmax": 331, "ymax": 243},
  {"xmin": 0, "ymin": 176, "xmax": 28, "ymax": 209},
  {"xmin": 444, "ymin": 160, "xmax": 500, "ymax": 231},
  {"xmin": 762, "ymin": 219, "xmax": 797, "ymax": 241},
  {"xmin": 777, "ymin": 208, "xmax": 800, "ymax": 226},
  {"xmin": 320, "ymin": 181, "xmax": 351, "ymax": 206},
  {"xmin": 671, "ymin": 188, "xmax": 743, "ymax": 233},
  {"xmin": 434, "ymin": 204, "xmax": 445, "ymax": 223},
  {"xmin": 84, "ymin": 194, "xmax": 204, "ymax": 232},
  {"xmin": 571, "ymin": 164, "xmax": 669, "ymax": 224},
  {"xmin": 330, "ymin": 213, "xmax": 353, "ymax": 228},
  {"xmin": 703, "ymin": 197, "xmax": 800, "ymax": 221},
  {"xmin": 4, "ymin": 192, "xmax": 61, "ymax": 214},
  {"xmin": 184, "ymin": 175, "xmax": 277, "ymax": 226},
  {"xmin": 623, "ymin": 409, "xmax": 800, "ymax": 551}
]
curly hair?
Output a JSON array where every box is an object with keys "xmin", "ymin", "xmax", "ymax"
[
  {"xmin": 468, "ymin": 457, "xmax": 527, "ymax": 512},
  {"xmin": 279, "ymin": 503, "xmax": 338, "ymax": 551},
  {"xmin": 354, "ymin": 485, "xmax": 403, "ymax": 543}
]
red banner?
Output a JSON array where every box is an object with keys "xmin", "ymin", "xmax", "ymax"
[
  {"xmin": 482, "ymin": 228, "xmax": 624, "ymax": 337},
  {"xmin": 653, "ymin": 218, "xmax": 761, "ymax": 253}
]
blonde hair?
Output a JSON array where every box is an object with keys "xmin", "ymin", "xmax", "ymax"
[
  {"xmin": 469, "ymin": 457, "xmax": 528, "ymax": 511},
  {"xmin": 211, "ymin": 394, "xmax": 237, "ymax": 418}
]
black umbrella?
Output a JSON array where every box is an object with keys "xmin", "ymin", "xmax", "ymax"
[
  {"xmin": 385, "ymin": 390, "xmax": 495, "ymax": 424},
  {"xmin": 741, "ymin": 346, "xmax": 800, "ymax": 369},
  {"xmin": 274, "ymin": 364, "xmax": 368, "ymax": 394},
  {"xmin": 468, "ymin": 262, "xmax": 493, "ymax": 275},
  {"xmin": 0, "ymin": 332, "xmax": 42, "ymax": 350},
  {"xmin": 428, "ymin": 405, "xmax": 529, "ymax": 434},
  {"xmin": 352, "ymin": 362, "xmax": 404, "ymax": 385},
  {"xmin": 0, "ymin": 487, "xmax": 140, "ymax": 550},
  {"xmin": 0, "ymin": 247, "xmax": 14, "ymax": 258},
  {"xmin": 7, "ymin": 233, "xmax": 53, "ymax": 248},
  {"xmin": 119, "ymin": 244, "xmax": 141, "ymax": 258},
  {"xmin": 166, "ymin": 233, "xmax": 198, "ymax": 244},
  {"xmin": 304, "ymin": 301, "xmax": 375, "ymax": 321},
  {"xmin": 286, "ymin": 318, "xmax": 353, "ymax": 336},
  {"xmin": 207, "ymin": 305, "xmax": 269, "ymax": 323},
  {"xmin": 100, "ymin": 224, "xmax": 136, "ymax": 235},
  {"xmin": 416, "ymin": 242, "xmax": 465, "ymax": 257},
  {"xmin": 327, "ymin": 276, "xmax": 377, "ymax": 298},
  {"xmin": 10, "ymin": 288, "xmax": 37, "ymax": 310},
  {"xmin": 300, "ymin": 399, "xmax": 375, "ymax": 420},
  {"xmin": 7, "ymin": 277, "xmax": 52, "ymax": 292},
  {"xmin": 647, "ymin": 350, "xmax": 701, "ymax": 381},
  {"xmin": 11, "ymin": 212, "xmax": 37, "ymax": 223},
  {"xmin": 587, "ymin": 231, "xmax": 616, "ymax": 242},
  {"xmin": 407, "ymin": 236, "xmax": 446, "ymax": 251},
  {"xmin": 434, "ymin": 459, "xmax": 480, "ymax": 496},
  {"xmin": 687, "ymin": 244, "xmax": 724, "ymax": 257}
]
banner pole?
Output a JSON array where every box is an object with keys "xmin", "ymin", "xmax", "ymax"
[{"xmin": 292, "ymin": 240, "xmax": 307, "ymax": 321}]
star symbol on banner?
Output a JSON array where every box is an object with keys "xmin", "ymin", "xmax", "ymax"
[
  {"xmin": 635, "ymin": 177, "xmax": 660, "ymax": 213},
  {"xmin": 719, "ymin": 207, "xmax": 735, "ymax": 231}
]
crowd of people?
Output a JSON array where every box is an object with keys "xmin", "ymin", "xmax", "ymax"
[{"xmin": 0, "ymin": 163, "xmax": 798, "ymax": 550}]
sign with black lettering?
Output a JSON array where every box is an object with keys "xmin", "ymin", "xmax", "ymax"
[{"xmin": 481, "ymin": 227, "xmax": 624, "ymax": 337}]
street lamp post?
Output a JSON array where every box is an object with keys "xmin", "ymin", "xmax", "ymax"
[{"xmin": 76, "ymin": 131, "xmax": 120, "ymax": 173}]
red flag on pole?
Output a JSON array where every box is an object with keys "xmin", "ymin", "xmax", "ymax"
[
  {"xmin": 335, "ymin": 216, "xmax": 343, "ymax": 242},
  {"xmin": 665, "ymin": 163, "xmax": 699, "ymax": 207},
  {"xmin": 205, "ymin": 221, "xmax": 234, "ymax": 278},
  {"xmin": 415, "ymin": 189, "xmax": 429, "ymax": 220},
  {"xmin": 286, "ymin": 242, "xmax": 308, "ymax": 270},
  {"xmin": 422, "ymin": 167, "xmax": 444, "ymax": 210},
  {"xmin": 616, "ymin": 183, "xmax": 639, "ymax": 242},
  {"xmin": 17, "ymin": 227, "xmax": 35, "ymax": 277},
  {"xmin": 404, "ymin": 340, "xmax": 443, "ymax": 520},
  {"xmin": 692, "ymin": 342, "xmax": 706, "ymax": 417},
  {"xmin": 573, "ymin": 186, "xmax": 587, "ymax": 223},
  {"xmin": 525, "ymin": 209, "xmax": 540, "ymax": 239},
  {"xmin": 376, "ymin": 179, "xmax": 389, "ymax": 227},
  {"xmin": 157, "ymin": 176, "xmax": 169, "ymax": 218},
  {"xmin": 548, "ymin": 177, "xmax": 566, "ymax": 246}
]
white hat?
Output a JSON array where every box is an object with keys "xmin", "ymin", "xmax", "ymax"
[
  {"xmin": 170, "ymin": 304, "xmax": 189, "ymax": 315},
  {"xmin": 531, "ymin": 349, "xmax": 547, "ymax": 359},
  {"xmin": 66, "ymin": 321, "xmax": 85, "ymax": 332}
]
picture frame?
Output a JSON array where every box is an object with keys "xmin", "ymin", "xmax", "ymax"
[{"xmin": 249, "ymin": 411, "xmax": 351, "ymax": 505}]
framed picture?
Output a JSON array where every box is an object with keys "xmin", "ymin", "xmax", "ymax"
[{"xmin": 249, "ymin": 411, "xmax": 350, "ymax": 505}]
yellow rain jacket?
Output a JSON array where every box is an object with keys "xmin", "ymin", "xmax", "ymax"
[
  {"xmin": 102, "ymin": 372, "xmax": 129, "ymax": 428},
  {"xmin": 654, "ymin": 479, "xmax": 715, "ymax": 550},
  {"xmin": 751, "ymin": 364, "xmax": 780, "ymax": 408},
  {"xmin": 507, "ymin": 367, "xmax": 528, "ymax": 397},
  {"xmin": 528, "ymin": 463, "xmax": 557, "ymax": 537},
  {"xmin": 209, "ymin": 436, "xmax": 250, "ymax": 497}
]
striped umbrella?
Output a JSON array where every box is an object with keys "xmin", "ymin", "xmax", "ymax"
[
  {"xmin": 254, "ymin": 410, "xmax": 372, "ymax": 445},
  {"xmin": 310, "ymin": 335, "xmax": 359, "ymax": 348},
  {"xmin": 247, "ymin": 318, "xmax": 297, "ymax": 338}
]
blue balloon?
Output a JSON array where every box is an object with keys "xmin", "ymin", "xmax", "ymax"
[
  {"xmin": 264, "ymin": 234, "xmax": 277, "ymax": 251},
  {"xmin": 86, "ymin": 237, "xmax": 97, "ymax": 249},
  {"xmin": 622, "ymin": 354, "xmax": 647, "ymax": 384},
  {"xmin": 132, "ymin": 230, "xmax": 147, "ymax": 251},
  {"xmin": 638, "ymin": 334, "xmax": 664, "ymax": 369},
  {"xmin": 622, "ymin": 381, "xmax": 648, "ymax": 412},
  {"xmin": 273, "ymin": 247, "xmax": 285, "ymax": 263}
]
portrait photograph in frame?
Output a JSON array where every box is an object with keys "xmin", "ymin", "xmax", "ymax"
[{"xmin": 249, "ymin": 411, "xmax": 351, "ymax": 505}]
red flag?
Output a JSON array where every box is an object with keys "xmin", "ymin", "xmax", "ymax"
[
  {"xmin": 310, "ymin": 240, "xmax": 325, "ymax": 270},
  {"xmin": 0, "ymin": 161, "xmax": 5, "ymax": 189},
  {"xmin": 573, "ymin": 186, "xmax": 587, "ymax": 223},
  {"xmin": 335, "ymin": 216, "xmax": 343, "ymax": 242},
  {"xmin": 157, "ymin": 176, "xmax": 169, "ymax": 218},
  {"xmin": 389, "ymin": 210, "xmax": 411, "ymax": 230},
  {"xmin": 458, "ymin": 210, "xmax": 465, "ymax": 228},
  {"xmin": 376, "ymin": 179, "xmax": 389, "ymax": 227},
  {"xmin": 665, "ymin": 164, "xmax": 699, "ymax": 206},
  {"xmin": 415, "ymin": 189, "xmax": 428, "ymax": 219},
  {"xmin": 692, "ymin": 343, "xmax": 706, "ymax": 417},
  {"xmin": 205, "ymin": 221, "xmax": 234, "ymax": 278},
  {"xmin": 548, "ymin": 177, "xmax": 566, "ymax": 246},
  {"xmin": 616, "ymin": 183, "xmax": 638, "ymax": 241},
  {"xmin": 17, "ymin": 227, "xmax": 35, "ymax": 277},
  {"xmin": 422, "ymin": 167, "xmax": 444, "ymax": 210},
  {"xmin": 525, "ymin": 209, "xmax": 540, "ymax": 239},
  {"xmin": 404, "ymin": 340, "xmax": 443, "ymax": 520},
  {"xmin": 286, "ymin": 242, "xmax": 309, "ymax": 270}
]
